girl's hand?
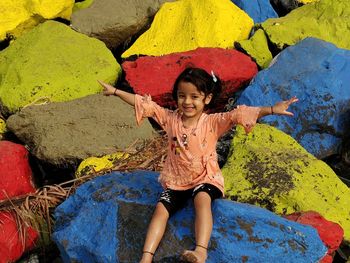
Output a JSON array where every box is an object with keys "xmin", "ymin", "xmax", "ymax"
[
  {"xmin": 97, "ymin": 80, "xmax": 117, "ymax": 96},
  {"xmin": 273, "ymin": 96, "xmax": 299, "ymax": 116}
]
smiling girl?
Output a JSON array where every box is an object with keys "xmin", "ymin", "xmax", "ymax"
[{"xmin": 98, "ymin": 67, "xmax": 298, "ymax": 263}]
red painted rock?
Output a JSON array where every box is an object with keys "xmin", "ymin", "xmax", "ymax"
[
  {"xmin": 0, "ymin": 212, "xmax": 38, "ymax": 263},
  {"xmin": 0, "ymin": 141, "xmax": 36, "ymax": 199},
  {"xmin": 285, "ymin": 211, "xmax": 344, "ymax": 263},
  {"xmin": 0, "ymin": 141, "xmax": 37, "ymax": 262},
  {"xmin": 122, "ymin": 47, "xmax": 258, "ymax": 111}
]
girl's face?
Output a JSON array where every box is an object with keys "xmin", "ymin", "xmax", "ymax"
[{"xmin": 177, "ymin": 81, "xmax": 212, "ymax": 123}]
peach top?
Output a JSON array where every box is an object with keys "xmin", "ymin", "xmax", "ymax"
[{"xmin": 135, "ymin": 94, "xmax": 260, "ymax": 195}]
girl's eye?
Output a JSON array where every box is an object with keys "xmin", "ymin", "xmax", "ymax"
[{"xmin": 192, "ymin": 96, "xmax": 199, "ymax": 99}]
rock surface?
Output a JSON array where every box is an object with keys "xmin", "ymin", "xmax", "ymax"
[
  {"xmin": 222, "ymin": 124, "xmax": 350, "ymax": 242},
  {"xmin": 71, "ymin": 0, "xmax": 173, "ymax": 49},
  {"xmin": 260, "ymin": 0, "xmax": 350, "ymax": 50},
  {"xmin": 123, "ymin": 47, "xmax": 257, "ymax": 111},
  {"xmin": 236, "ymin": 37, "xmax": 350, "ymax": 159},
  {"xmin": 122, "ymin": 0, "xmax": 253, "ymax": 57},
  {"xmin": 7, "ymin": 94, "xmax": 155, "ymax": 166},
  {"xmin": 231, "ymin": 0, "xmax": 278, "ymax": 23},
  {"xmin": 0, "ymin": 0, "xmax": 74, "ymax": 41},
  {"xmin": 53, "ymin": 171, "xmax": 327, "ymax": 263},
  {"xmin": 0, "ymin": 20, "xmax": 120, "ymax": 116}
]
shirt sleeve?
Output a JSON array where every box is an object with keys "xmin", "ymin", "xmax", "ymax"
[
  {"xmin": 209, "ymin": 105, "xmax": 261, "ymax": 137},
  {"xmin": 134, "ymin": 94, "xmax": 171, "ymax": 129}
]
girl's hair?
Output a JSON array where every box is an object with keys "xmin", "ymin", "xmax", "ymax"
[{"xmin": 172, "ymin": 67, "xmax": 222, "ymax": 109}]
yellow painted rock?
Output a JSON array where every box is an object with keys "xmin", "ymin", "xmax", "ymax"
[
  {"xmin": 0, "ymin": 0, "xmax": 74, "ymax": 41},
  {"xmin": 76, "ymin": 152, "xmax": 129, "ymax": 178},
  {"xmin": 260, "ymin": 0, "xmax": 350, "ymax": 50},
  {"xmin": 73, "ymin": 0, "xmax": 94, "ymax": 12},
  {"xmin": 0, "ymin": 119, "xmax": 6, "ymax": 135},
  {"xmin": 122, "ymin": 0, "xmax": 253, "ymax": 58},
  {"xmin": 235, "ymin": 29, "xmax": 272, "ymax": 69},
  {"xmin": 0, "ymin": 20, "xmax": 120, "ymax": 115},
  {"xmin": 222, "ymin": 124, "xmax": 350, "ymax": 241}
]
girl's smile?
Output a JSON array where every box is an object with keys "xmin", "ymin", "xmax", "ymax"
[{"xmin": 177, "ymin": 81, "xmax": 212, "ymax": 126}]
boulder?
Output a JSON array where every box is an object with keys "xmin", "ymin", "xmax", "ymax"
[
  {"xmin": 0, "ymin": 141, "xmax": 36, "ymax": 199},
  {"xmin": 0, "ymin": 212, "xmax": 38, "ymax": 263},
  {"xmin": 260, "ymin": 0, "xmax": 350, "ymax": 50},
  {"xmin": 285, "ymin": 211, "xmax": 344, "ymax": 263},
  {"xmin": 122, "ymin": 0, "xmax": 253, "ymax": 57},
  {"xmin": 0, "ymin": 141, "xmax": 38, "ymax": 263},
  {"xmin": 235, "ymin": 37, "xmax": 350, "ymax": 159},
  {"xmin": 71, "ymin": 0, "xmax": 173, "ymax": 49},
  {"xmin": 123, "ymin": 47, "xmax": 258, "ymax": 111},
  {"xmin": 75, "ymin": 152, "xmax": 129, "ymax": 178},
  {"xmin": 6, "ymin": 94, "xmax": 155, "ymax": 166},
  {"xmin": 53, "ymin": 171, "xmax": 327, "ymax": 262},
  {"xmin": 235, "ymin": 28, "xmax": 273, "ymax": 69},
  {"xmin": 0, "ymin": 20, "xmax": 120, "ymax": 116},
  {"xmin": 222, "ymin": 124, "xmax": 350, "ymax": 242},
  {"xmin": 231, "ymin": 0, "xmax": 278, "ymax": 23},
  {"xmin": 0, "ymin": 0, "xmax": 74, "ymax": 41}
]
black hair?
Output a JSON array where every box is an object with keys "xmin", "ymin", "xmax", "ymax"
[{"xmin": 172, "ymin": 67, "xmax": 222, "ymax": 109}]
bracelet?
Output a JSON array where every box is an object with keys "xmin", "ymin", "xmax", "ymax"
[
  {"xmin": 113, "ymin": 88, "xmax": 118, "ymax": 96},
  {"xmin": 270, "ymin": 106, "xmax": 274, "ymax": 115}
]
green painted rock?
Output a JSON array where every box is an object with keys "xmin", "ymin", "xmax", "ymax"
[
  {"xmin": 222, "ymin": 124, "xmax": 350, "ymax": 242},
  {"xmin": 122, "ymin": 0, "xmax": 253, "ymax": 57},
  {"xmin": 6, "ymin": 94, "xmax": 155, "ymax": 166},
  {"xmin": 235, "ymin": 29, "xmax": 273, "ymax": 69},
  {"xmin": 0, "ymin": 20, "xmax": 120, "ymax": 116},
  {"xmin": 0, "ymin": 0, "xmax": 74, "ymax": 41},
  {"xmin": 259, "ymin": 0, "xmax": 350, "ymax": 50}
]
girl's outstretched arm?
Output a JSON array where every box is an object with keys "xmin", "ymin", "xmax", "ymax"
[
  {"xmin": 98, "ymin": 80, "xmax": 135, "ymax": 106},
  {"xmin": 258, "ymin": 96, "xmax": 298, "ymax": 119}
]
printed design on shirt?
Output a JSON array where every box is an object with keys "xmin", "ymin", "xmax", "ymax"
[{"xmin": 171, "ymin": 137, "xmax": 181, "ymax": 155}]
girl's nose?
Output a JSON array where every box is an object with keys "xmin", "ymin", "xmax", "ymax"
[{"xmin": 184, "ymin": 96, "xmax": 192, "ymax": 104}]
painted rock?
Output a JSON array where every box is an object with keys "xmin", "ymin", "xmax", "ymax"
[
  {"xmin": 222, "ymin": 124, "xmax": 350, "ymax": 242},
  {"xmin": 53, "ymin": 171, "xmax": 327, "ymax": 262}
]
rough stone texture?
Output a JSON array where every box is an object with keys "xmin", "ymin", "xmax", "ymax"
[
  {"xmin": 123, "ymin": 47, "xmax": 258, "ymax": 111},
  {"xmin": 222, "ymin": 124, "xmax": 350, "ymax": 242},
  {"xmin": 235, "ymin": 28, "xmax": 273, "ymax": 69},
  {"xmin": 285, "ymin": 211, "xmax": 344, "ymax": 263},
  {"xmin": 6, "ymin": 94, "xmax": 155, "ymax": 166},
  {"xmin": 73, "ymin": 0, "xmax": 94, "ymax": 12},
  {"xmin": 71, "ymin": 0, "xmax": 173, "ymax": 49},
  {"xmin": 0, "ymin": 20, "xmax": 120, "ymax": 116},
  {"xmin": 0, "ymin": 141, "xmax": 36, "ymax": 199},
  {"xmin": 235, "ymin": 38, "xmax": 350, "ymax": 159},
  {"xmin": 122, "ymin": 0, "xmax": 253, "ymax": 58},
  {"xmin": 53, "ymin": 171, "xmax": 327, "ymax": 263},
  {"xmin": 75, "ymin": 152, "xmax": 129, "ymax": 178},
  {"xmin": 0, "ymin": 0, "xmax": 74, "ymax": 41},
  {"xmin": 231, "ymin": 0, "xmax": 278, "ymax": 24},
  {"xmin": 260, "ymin": 0, "xmax": 350, "ymax": 50}
]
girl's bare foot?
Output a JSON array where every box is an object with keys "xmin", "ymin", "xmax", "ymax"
[{"xmin": 181, "ymin": 246, "xmax": 207, "ymax": 263}]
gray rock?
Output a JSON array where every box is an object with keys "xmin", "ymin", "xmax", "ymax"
[
  {"xmin": 7, "ymin": 94, "xmax": 155, "ymax": 166},
  {"xmin": 71, "ymin": 0, "xmax": 174, "ymax": 49}
]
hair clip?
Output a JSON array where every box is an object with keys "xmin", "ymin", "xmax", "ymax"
[{"xmin": 211, "ymin": 70, "xmax": 217, "ymax": 83}]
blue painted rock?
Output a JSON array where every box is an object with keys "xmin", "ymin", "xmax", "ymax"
[
  {"xmin": 53, "ymin": 171, "xmax": 327, "ymax": 262},
  {"xmin": 236, "ymin": 37, "xmax": 350, "ymax": 159},
  {"xmin": 231, "ymin": 0, "xmax": 278, "ymax": 23}
]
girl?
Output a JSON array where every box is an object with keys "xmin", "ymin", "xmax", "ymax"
[{"xmin": 98, "ymin": 67, "xmax": 298, "ymax": 263}]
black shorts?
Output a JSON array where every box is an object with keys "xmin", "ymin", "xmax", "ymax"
[{"xmin": 158, "ymin": 184, "xmax": 222, "ymax": 216}]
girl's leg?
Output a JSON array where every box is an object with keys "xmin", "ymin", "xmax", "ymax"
[
  {"xmin": 140, "ymin": 202, "xmax": 169, "ymax": 263},
  {"xmin": 182, "ymin": 191, "xmax": 212, "ymax": 263}
]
